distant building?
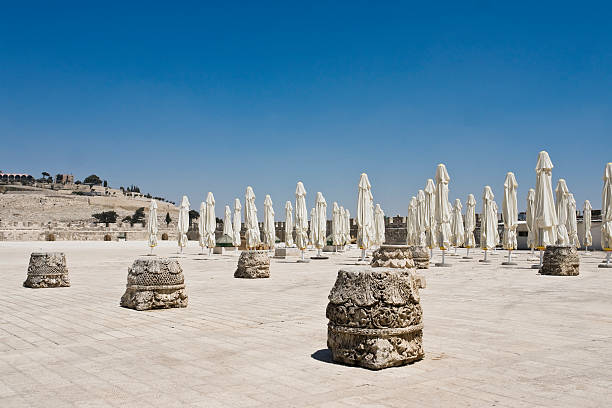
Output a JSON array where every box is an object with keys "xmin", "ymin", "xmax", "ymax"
[
  {"xmin": 55, "ymin": 174, "xmax": 74, "ymax": 184},
  {"xmin": 0, "ymin": 172, "xmax": 33, "ymax": 182}
]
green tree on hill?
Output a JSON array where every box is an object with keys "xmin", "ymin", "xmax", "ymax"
[
  {"xmin": 92, "ymin": 211, "xmax": 118, "ymax": 226},
  {"xmin": 84, "ymin": 174, "xmax": 102, "ymax": 185}
]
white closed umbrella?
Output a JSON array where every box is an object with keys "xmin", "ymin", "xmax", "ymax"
[
  {"xmin": 449, "ymin": 200, "xmax": 455, "ymax": 241},
  {"xmin": 555, "ymin": 179, "xmax": 571, "ymax": 245},
  {"xmin": 463, "ymin": 194, "xmax": 476, "ymax": 258},
  {"xmin": 147, "ymin": 199, "xmax": 158, "ymax": 254},
  {"xmin": 244, "ymin": 186, "xmax": 260, "ymax": 249},
  {"xmin": 343, "ymin": 208, "xmax": 351, "ymax": 246},
  {"xmin": 416, "ymin": 190, "xmax": 427, "ymax": 247},
  {"xmin": 406, "ymin": 196, "xmax": 417, "ymax": 245},
  {"xmin": 339, "ymin": 206, "xmax": 346, "ymax": 247},
  {"xmin": 263, "ymin": 194, "xmax": 275, "ymax": 250},
  {"xmin": 583, "ymin": 200, "xmax": 592, "ymax": 251},
  {"xmin": 177, "ymin": 195, "xmax": 190, "ymax": 253},
  {"xmin": 223, "ymin": 205, "xmax": 233, "ymax": 239},
  {"xmin": 309, "ymin": 207, "xmax": 316, "ymax": 247},
  {"xmin": 533, "ymin": 151, "xmax": 557, "ymax": 267},
  {"xmin": 204, "ymin": 192, "xmax": 216, "ymax": 254},
  {"xmin": 332, "ymin": 202, "xmax": 342, "ymax": 248},
  {"xmin": 232, "ymin": 198, "xmax": 242, "ymax": 250},
  {"xmin": 492, "ymin": 201, "xmax": 500, "ymax": 249},
  {"xmin": 526, "ymin": 188, "xmax": 536, "ymax": 253},
  {"xmin": 567, "ymin": 193, "xmax": 580, "ymax": 248},
  {"xmin": 198, "ymin": 201, "xmax": 206, "ymax": 252},
  {"xmin": 480, "ymin": 186, "xmax": 497, "ymax": 262},
  {"xmin": 502, "ymin": 172, "xmax": 519, "ymax": 264},
  {"xmin": 434, "ymin": 164, "xmax": 452, "ymax": 266},
  {"xmin": 451, "ymin": 199, "xmax": 464, "ymax": 253},
  {"xmin": 374, "ymin": 204, "xmax": 385, "ymax": 247},
  {"xmin": 357, "ymin": 173, "xmax": 375, "ymax": 261},
  {"xmin": 313, "ymin": 192, "xmax": 327, "ymax": 256},
  {"xmin": 601, "ymin": 163, "xmax": 612, "ymax": 267},
  {"xmin": 424, "ymin": 179, "xmax": 437, "ymax": 257},
  {"xmin": 285, "ymin": 201, "xmax": 294, "ymax": 247},
  {"xmin": 295, "ymin": 182, "xmax": 308, "ymax": 259}
]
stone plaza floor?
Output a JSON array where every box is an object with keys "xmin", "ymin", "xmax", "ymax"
[{"xmin": 1, "ymin": 241, "xmax": 611, "ymax": 407}]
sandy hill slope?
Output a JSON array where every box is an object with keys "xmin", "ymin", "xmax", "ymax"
[{"xmin": 0, "ymin": 185, "xmax": 178, "ymax": 225}]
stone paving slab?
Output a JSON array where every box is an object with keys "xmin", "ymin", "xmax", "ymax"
[{"xmin": 0, "ymin": 241, "xmax": 611, "ymax": 407}]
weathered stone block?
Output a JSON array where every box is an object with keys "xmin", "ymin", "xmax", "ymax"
[
  {"xmin": 23, "ymin": 252, "xmax": 70, "ymax": 288},
  {"xmin": 407, "ymin": 246, "xmax": 430, "ymax": 269},
  {"xmin": 326, "ymin": 267, "xmax": 424, "ymax": 370},
  {"xmin": 371, "ymin": 245, "xmax": 426, "ymax": 289},
  {"xmin": 274, "ymin": 247, "xmax": 300, "ymax": 258},
  {"xmin": 371, "ymin": 245, "xmax": 416, "ymax": 269},
  {"xmin": 120, "ymin": 258, "xmax": 188, "ymax": 310},
  {"xmin": 539, "ymin": 245, "xmax": 580, "ymax": 276},
  {"xmin": 234, "ymin": 250, "xmax": 270, "ymax": 279}
]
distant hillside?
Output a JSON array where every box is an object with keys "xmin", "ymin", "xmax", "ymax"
[{"xmin": 0, "ymin": 185, "xmax": 178, "ymax": 225}]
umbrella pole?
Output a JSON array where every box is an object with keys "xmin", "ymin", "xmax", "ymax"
[
  {"xmin": 606, "ymin": 252, "xmax": 611, "ymax": 266},
  {"xmin": 301, "ymin": 250, "xmax": 305, "ymax": 260},
  {"xmin": 361, "ymin": 249, "xmax": 366, "ymax": 262},
  {"xmin": 466, "ymin": 247, "xmax": 470, "ymax": 257},
  {"xmin": 442, "ymin": 250, "xmax": 446, "ymax": 264},
  {"xmin": 539, "ymin": 250, "xmax": 543, "ymax": 267},
  {"xmin": 454, "ymin": 247, "xmax": 457, "ymax": 255},
  {"xmin": 484, "ymin": 250, "xmax": 488, "ymax": 262}
]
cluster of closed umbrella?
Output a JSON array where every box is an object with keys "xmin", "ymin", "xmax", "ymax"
[
  {"xmin": 146, "ymin": 154, "xmax": 611, "ymax": 268},
  {"xmin": 147, "ymin": 175, "xmax": 387, "ymax": 262},
  {"xmin": 405, "ymin": 153, "xmax": 612, "ymax": 268}
]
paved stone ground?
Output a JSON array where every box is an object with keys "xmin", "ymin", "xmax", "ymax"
[{"xmin": 1, "ymin": 241, "xmax": 611, "ymax": 407}]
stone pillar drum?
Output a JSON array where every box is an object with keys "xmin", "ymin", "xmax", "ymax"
[
  {"xmin": 406, "ymin": 245, "xmax": 430, "ymax": 269},
  {"xmin": 326, "ymin": 267, "xmax": 424, "ymax": 370},
  {"xmin": 234, "ymin": 250, "xmax": 270, "ymax": 278},
  {"xmin": 120, "ymin": 258, "xmax": 188, "ymax": 310},
  {"xmin": 539, "ymin": 245, "xmax": 580, "ymax": 276},
  {"xmin": 23, "ymin": 252, "xmax": 70, "ymax": 288},
  {"xmin": 371, "ymin": 245, "xmax": 426, "ymax": 289}
]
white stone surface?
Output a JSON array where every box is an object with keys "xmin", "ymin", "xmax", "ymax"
[{"xmin": 0, "ymin": 241, "xmax": 611, "ymax": 407}]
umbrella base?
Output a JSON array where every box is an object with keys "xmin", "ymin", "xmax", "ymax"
[
  {"xmin": 434, "ymin": 262, "xmax": 452, "ymax": 267},
  {"xmin": 297, "ymin": 259, "xmax": 311, "ymax": 263},
  {"xmin": 598, "ymin": 264, "xmax": 612, "ymax": 268},
  {"xmin": 531, "ymin": 264, "xmax": 541, "ymax": 269},
  {"xmin": 502, "ymin": 262, "xmax": 518, "ymax": 266},
  {"xmin": 462, "ymin": 256, "xmax": 473, "ymax": 260},
  {"xmin": 478, "ymin": 260, "xmax": 492, "ymax": 263},
  {"xmin": 311, "ymin": 256, "xmax": 330, "ymax": 260}
]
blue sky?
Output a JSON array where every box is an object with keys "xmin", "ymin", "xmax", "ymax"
[{"xmin": 1, "ymin": 2, "xmax": 611, "ymax": 215}]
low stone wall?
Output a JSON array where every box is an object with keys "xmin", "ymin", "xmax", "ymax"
[{"xmin": 0, "ymin": 226, "xmax": 177, "ymax": 241}]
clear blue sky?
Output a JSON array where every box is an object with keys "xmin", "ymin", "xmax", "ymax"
[{"xmin": 1, "ymin": 2, "xmax": 611, "ymax": 216}]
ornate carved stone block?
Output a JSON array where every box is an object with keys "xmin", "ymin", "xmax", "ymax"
[
  {"xmin": 23, "ymin": 252, "xmax": 70, "ymax": 288},
  {"xmin": 371, "ymin": 245, "xmax": 426, "ymax": 289},
  {"xmin": 326, "ymin": 267, "xmax": 424, "ymax": 370},
  {"xmin": 539, "ymin": 245, "xmax": 580, "ymax": 276},
  {"xmin": 371, "ymin": 245, "xmax": 416, "ymax": 269},
  {"xmin": 120, "ymin": 258, "xmax": 188, "ymax": 310},
  {"xmin": 234, "ymin": 250, "xmax": 270, "ymax": 279},
  {"xmin": 407, "ymin": 246, "xmax": 430, "ymax": 269}
]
